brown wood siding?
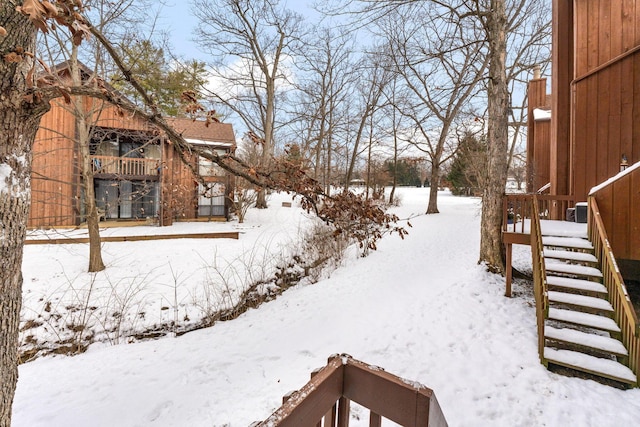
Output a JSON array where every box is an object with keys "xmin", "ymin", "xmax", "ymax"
[
  {"xmin": 551, "ymin": 0, "xmax": 573, "ymax": 197},
  {"xmin": 30, "ymin": 99, "xmax": 78, "ymax": 227},
  {"xmin": 533, "ymin": 120, "xmax": 551, "ymax": 192},
  {"xmin": 593, "ymin": 166, "xmax": 640, "ymax": 262},
  {"xmin": 570, "ymin": 0, "xmax": 640, "ymax": 201},
  {"xmin": 526, "ymin": 78, "xmax": 550, "ymax": 192},
  {"xmin": 165, "ymin": 145, "xmax": 198, "ymax": 221}
]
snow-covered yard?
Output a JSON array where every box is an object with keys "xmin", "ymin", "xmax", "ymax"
[{"xmin": 14, "ymin": 188, "xmax": 640, "ymax": 426}]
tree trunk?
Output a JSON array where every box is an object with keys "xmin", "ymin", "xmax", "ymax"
[
  {"xmin": 70, "ymin": 53, "xmax": 105, "ymax": 272},
  {"xmin": 426, "ymin": 162, "xmax": 441, "ymax": 214},
  {"xmin": 77, "ymin": 125, "xmax": 105, "ymax": 272},
  {"xmin": 0, "ymin": 8, "xmax": 49, "ymax": 423},
  {"xmin": 479, "ymin": 0, "xmax": 510, "ymax": 274}
]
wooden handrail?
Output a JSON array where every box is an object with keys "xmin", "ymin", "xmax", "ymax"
[
  {"xmin": 91, "ymin": 155, "xmax": 160, "ymax": 176},
  {"xmin": 257, "ymin": 354, "xmax": 448, "ymax": 427},
  {"xmin": 503, "ymin": 194, "xmax": 577, "ymax": 234},
  {"xmin": 531, "ymin": 196, "xmax": 548, "ymax": 361},
  {"xmin": 588, "ymin": 198, "xmax": 640, "ymax": 385}
]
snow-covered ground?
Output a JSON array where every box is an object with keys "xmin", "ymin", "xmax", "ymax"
[{"xmin": 14, "ymin": 188, "xmax": 640, "ymax": 426}]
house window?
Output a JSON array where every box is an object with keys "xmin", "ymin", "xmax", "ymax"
[
  {"xmin": 198, "ymin": 182, "xmax": 226, "ymax": 217},
  {"xmin": 94, "ymin": 180, "xmax": 159, "ymax": 219},
  {"xmin": 198, "ymin": 149, "xmax": 227, "ymax": 177}
]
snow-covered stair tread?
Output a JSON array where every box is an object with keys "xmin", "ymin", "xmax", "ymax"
[
  {"xmin": 548, "ymin": 291, "xmax": 614, "ymax": 311},
  {"xmin": 544, "ymin": 249, "xmax": 598, "ymax": 263},
  {"xmin": 545, "ymin": 326, "xmax": 627, "ymax": 355},
  {"xmin": 548, "ymin": 308, "xmax": 620, "ymax": 332},
  {"xmin": 544, "ymin": 347, "xmax": 637, "ymax": 384},
  {"xmin": 546, "ymin": 276, "xmax": 607, "ymax": 293},
  {"xmin": 545, "ymin": 261, "xmax": 603, "ymax": 278},
  {"xmin": 540, "ymin": 220, "xmax": 588, "ymax": 239},
  {"xmin": 542, "ymin": 236, "xmax": 594, "ymax": 250}
]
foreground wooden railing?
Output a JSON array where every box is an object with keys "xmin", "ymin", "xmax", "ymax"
[
  {"xmin": 531, "ymin": 196, "xmax": 548, "ymax": 361},
  {"xmin": 91, "ymin": 155, "xmax": 160, "ymax": 176},
  {"xmin": 588, "ymin": 197, "xmax": 640, "ymax": 385},
  {"xmin": 256, "ymin": 354, "xmax": 448, "ymax": 427}
]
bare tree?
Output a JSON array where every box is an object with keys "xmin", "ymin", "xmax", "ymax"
[
  {"xmin": 293, "ymin": 26, "xmax": 357, "ymax": 195},
  {"xmin": 344, "ymin": 51, "xmax": 392, "ymax": 190},
  {"xmin": 379, "ymin": 4, "xmax": 487, "ymax": 213},
  {"xmin": 328, "ymin": 0, "xmax": 550, "ymax": 272},
  {"xmin": 192, "ymin": 0, "xmax": 304, "ymax": 208}
]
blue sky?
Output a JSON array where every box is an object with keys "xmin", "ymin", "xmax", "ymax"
[
  {"xmin": 158, "ymin": 1, "xmax": 320, "ymax": 62},
  {"xmin": 158, "ymin": 2, "xmax": 203, "ymax": 61}
]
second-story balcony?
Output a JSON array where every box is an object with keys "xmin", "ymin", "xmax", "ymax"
[{"xmin": 91, "ymin": 155, "xmax": 160, "ymax": 178}]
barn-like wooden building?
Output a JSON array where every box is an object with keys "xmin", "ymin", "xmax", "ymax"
[{"xmin": 29, "ymin": 63, "xmax": 235, "ymax": 229}]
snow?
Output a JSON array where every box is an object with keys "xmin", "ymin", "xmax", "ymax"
[
  {"xmin": 544, "ymin": 348, "xmax": 637, "ymax": 384},
  {"xmin": 0, "ymin": 162, "xmax": 14, "ymax": 194},
  {"xmin": 544, "ymin": 326, "xmax": 628, "ymax": 355},
  {"xmin": 546, "ymin": 276, "xmax": 607, "ymax": 294},
  {"xmin": 543, "ymin": 236, "xmax": 593, "ymax": 250},
  {"xmin": 590, "ymin": 160, "xmax": 640, "ymax": 195},
  {"xmin": 533, "ymin": 108, "xmax": 551, "ymax": 121},
  {"xmin": 548, "ymin": 308, "xmax": 620, "ymax": 332},
  {"xmin": 548, "ymin": 291, "xmax": 614, "ymax": 312},
  {"xmin": 13, "ymin": 188, "xmax": 640, "ymax": 426},
  {"xmin": 543, "ymin": 249, "xmax": 598, "ymax": 263},
  {"xmin": 545, "ymin": 260, "xmax": 603, "ymax": 278}
]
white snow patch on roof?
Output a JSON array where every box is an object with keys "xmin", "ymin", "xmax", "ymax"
[
  {"xmin": 186, "ymin": 138, "xmax": 234, "ymax": 147},
  {"xmin": 533, "ymin": 108, "xmax": 551, "ymax": 121}
]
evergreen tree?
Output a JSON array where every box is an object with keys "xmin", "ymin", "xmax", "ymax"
[
  {"xmin": 110, "ymin": 40, "xmax": 208, "ymax": 116},
  {"xmin": 447, "ymin": 133, "xmax": 487, "ymax": 196}
]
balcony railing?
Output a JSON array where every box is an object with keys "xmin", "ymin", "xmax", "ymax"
[
  {"xmin": 91, "ymin": 155, "xmax": 160, "ymax": 177},
  {"xmin": 503, "ymin": 194, "xmax": 576, "ymax": 234},
  {"xmin": 255, "ymin": 354, "xmax": 448, "ymax": 427}
]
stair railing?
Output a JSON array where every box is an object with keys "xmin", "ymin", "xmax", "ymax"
[
  {"xmin": 531, "ymin": 196, "xmax": 548, "ymax": 361},
  {"xmin": 256, "ymin": 354, "xmax": 448, "ymax": 427},
  {"xmin": 588, "ymin": 197, "xmax": 640, "ymax": 385}
]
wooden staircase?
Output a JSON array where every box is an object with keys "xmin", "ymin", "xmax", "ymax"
[{"xmin": 539, "ymin": 226, "xmax": 637, "ymax": 386}]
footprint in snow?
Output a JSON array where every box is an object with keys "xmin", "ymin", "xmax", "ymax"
[{"xmin": 147, "ymin": 400, "xmax": 174, "ymax": 422}]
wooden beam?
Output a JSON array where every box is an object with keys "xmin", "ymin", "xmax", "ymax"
[{"xmin": 551, "ymin": 0, "xmax": 574, "ymax": 198}]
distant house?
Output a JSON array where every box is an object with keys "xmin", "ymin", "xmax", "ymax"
[{"xmin": 29, "ymin": 63, "xmax": 236, "ymax": 228}]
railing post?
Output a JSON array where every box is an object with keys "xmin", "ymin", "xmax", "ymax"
[
  {"xmin": 336, "ymin": 396, "xmax": 350, "ymax": 427},
  {"xmin": 369, "ymin": 413, "xmax": 382, "ymax": 427},
  {"xmin": 505, "ymin": 242, "xmax": 513, "ymax": 297}
]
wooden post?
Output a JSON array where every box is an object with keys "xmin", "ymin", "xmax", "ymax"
[
  {"xmin": 369, "ymin": 412, "xmax": 382, "ymax": 427},
  {"xmin": 505, "ymin": 242, "xmax": 513, "ymax": 297},
  {"xmin": 337, "ymin": 397, "xmax": 350, "ymax": 427}
]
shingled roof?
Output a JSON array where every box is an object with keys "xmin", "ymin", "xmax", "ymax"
[{"xmin": 166, "ymin": 118, "xmax": 236, "ymax": 146}]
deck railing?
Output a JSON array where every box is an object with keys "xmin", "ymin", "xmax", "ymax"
[
  {"xmin": 503, "ymin": 194, "xmax": 576, "ymax": 234},
  {"xmin": 91, "ymin": 155, "xmax": 160, "ymax": 177},
  {"xmin": 588, "ymin": 197, "xmax": 640, "ymax": 385},
  {"xmin": 256, "ymin": 354, "xmax": 448, "ymax": 427},
  {"xmin": 531, "ymin": 196, "xmax": 548, "ymax": 361}
]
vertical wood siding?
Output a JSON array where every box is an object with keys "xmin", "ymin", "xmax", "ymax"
[
  {"xmin": 526, "ymin": 78, "xmax": 551, "ymax": 192},
  {"xmin": 29, "ymin": 99, "xmax": 77, "ymax": 227},
  {"xmin": 593, "ymin": 167, "xmax": 640, "ymax": 261},
  {"xmin": 29, "ymin": 97, "xmax": 206, "ymax": 228},
  {"xmin": 572, "ymin": 0, "xmax": 640, "ymax": 202}
]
